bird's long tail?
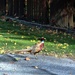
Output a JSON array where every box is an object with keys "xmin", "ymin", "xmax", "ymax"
[{"xmin": 14, "ymin": 48, "xmax": 32, "ymax": 54}]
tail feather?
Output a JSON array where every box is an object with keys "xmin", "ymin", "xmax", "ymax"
[{"xmin": 15, "ymin": 48, "xmax": 32, "ymax": 53}]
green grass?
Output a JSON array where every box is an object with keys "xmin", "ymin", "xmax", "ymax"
[{"xmin": 0, "ymin": 20, "xmax": 75, "ymax": 58}]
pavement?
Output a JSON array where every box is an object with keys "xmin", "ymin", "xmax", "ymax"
[{"xmin": 0, "ymin": 54, "xmax": 75, "ymax": 75}]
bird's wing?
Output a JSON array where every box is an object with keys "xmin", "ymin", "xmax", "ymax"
[{"xmin": 31, "ymin": 43, "xmax": 41, "ymax": 53}]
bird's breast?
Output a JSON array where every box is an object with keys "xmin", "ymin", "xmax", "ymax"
[{"xmin": 39, "ymin": 43, "xmax": 44, "ymax": 51}]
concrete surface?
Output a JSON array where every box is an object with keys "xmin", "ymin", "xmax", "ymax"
[{"xmin": 0, "ymin": 54, "xmax": 75, "ymax": 75}]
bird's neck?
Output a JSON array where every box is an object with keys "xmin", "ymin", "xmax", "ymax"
[{"xmin": 41, "ymin": 40, "xmax": 44, "ymax": 43}]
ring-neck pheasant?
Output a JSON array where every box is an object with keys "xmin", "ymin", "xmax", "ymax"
[{"xmin": 15, "ymin": 37, "xmax": 45, "ymax": 55}]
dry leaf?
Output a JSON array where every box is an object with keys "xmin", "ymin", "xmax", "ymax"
[
  {"xmin": 25, "ymin": 57, "xmax": 30, "ymax": 61},
  {"xmin": 34, "ymin": 66, "xmax": 38, "ymax": 69},
  {"xmin": 3, "ymin": 73, "xmax": 8, "ymax": 75}
]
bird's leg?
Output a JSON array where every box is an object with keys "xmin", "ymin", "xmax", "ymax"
[{"xmin": 34, "ymin": 54, "xmax": 38, "ymax": 59}]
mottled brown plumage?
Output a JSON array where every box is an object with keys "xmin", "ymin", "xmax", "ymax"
[{"xmin": 15, "ymin": 37, "xmax": 45, "ymax": 55}]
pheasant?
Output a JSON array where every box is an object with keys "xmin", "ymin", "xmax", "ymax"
[{"xmin": 15, "ymin": 37, "xmax": 45, "ymax": 55}]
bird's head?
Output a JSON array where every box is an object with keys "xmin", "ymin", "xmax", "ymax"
[{"xmin": 38, "ymin": 37, "xmax": 46, "ymax": 42}]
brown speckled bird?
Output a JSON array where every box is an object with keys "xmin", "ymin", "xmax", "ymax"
[{"xmin": 15, "ymin": 37, "xmax": 45, "ymax": 55}]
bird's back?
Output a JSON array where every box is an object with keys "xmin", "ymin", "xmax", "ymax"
[{"xmin": 31, "ymin": 41, "xmax": 44, "ymax": 54}]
